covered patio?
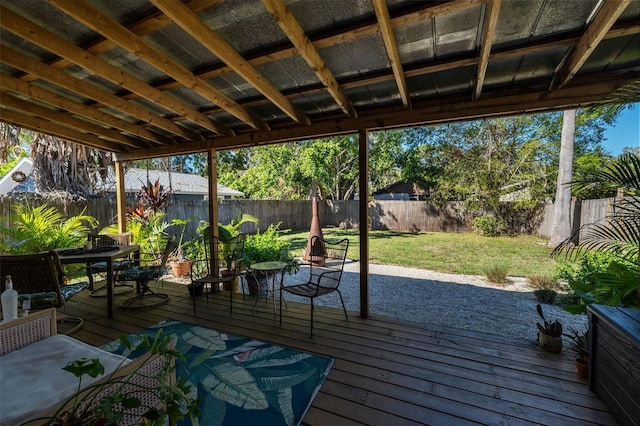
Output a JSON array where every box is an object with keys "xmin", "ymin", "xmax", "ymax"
[
  {"xmin": 66, "ymin": 278, "xmax": 616, "ymax": 425},
  {"xmin": 1, "ymin": 0, "xmax": 639, "ymax": 424}
]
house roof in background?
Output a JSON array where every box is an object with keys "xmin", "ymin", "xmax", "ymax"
[
  {"xmin": 0, "ymin": 0, "xmax": 637, "ymax": 160},
  {"xmin": 0, "ymin": 161, "xmax": 244, "ymax": 198}
]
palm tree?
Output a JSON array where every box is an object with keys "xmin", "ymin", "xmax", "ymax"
[{"xmin": 552, "ymin": 152, "xmax": 639, "ymax": 307}]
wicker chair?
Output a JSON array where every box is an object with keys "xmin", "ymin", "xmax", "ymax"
[
  {"xmin": 118, "ymin": 237, "xmax": 176, "ymax": 309},
  {"xmin": 190, "ymin": 234, "xmax": 245, "ymax": 314},
  {"xmin": 280, "ymin": 236, "xmax": 349, "ymax": 336},
  {"xmin": 0, "ymin": 251, "xmax": 87, "ymax": 333},
  {"xmin": 86, "ymin": 232, "xmax": 135, "ymax": 296}
]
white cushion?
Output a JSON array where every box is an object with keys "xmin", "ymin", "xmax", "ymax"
[{"xmin": 0, "ymin": 334, "xmax": 130, "ymax": 425}]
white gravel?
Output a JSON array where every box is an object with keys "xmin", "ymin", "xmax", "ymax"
[{"xmin": 281, "ymin": 261, "xmax": 588, "ymax": 344}]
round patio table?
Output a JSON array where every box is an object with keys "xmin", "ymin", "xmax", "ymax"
[{"xmin": 249, "ymin": 261, "xmax": 288, "ymax": 316}]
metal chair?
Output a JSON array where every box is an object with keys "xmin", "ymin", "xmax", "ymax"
[
  {"xmin": 190, "ymin": 234, "xmax": 245, "ymax": 314},
  {"xmin": 118, "ymin": 237, "xmax": 175, "ymax": 309},
  {"xmin": 86, "ymin": 232, "xmax": 136, "ymax": 296},
  {"xmin": 280, "ymin": 236, "xmax": 349, "ymax": 336},
  {"xmin": 0, "ymin": 251, "xmax": 87, "ymax": 333}
]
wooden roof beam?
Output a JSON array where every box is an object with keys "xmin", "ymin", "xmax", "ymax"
[
  {"xmin": 0, "ymin": 74, "xmax": 166, "ymax": 147},
  {"xmin": 474, "ymin": 0, "xmax": 501, "ymax": 100},
  {"xmin": 20, "ymin": 0, "xmax": 221, "ymax": 83},
  {"xmin": 550, "ymin": 0, "xmax": 632, "ymax": 91},
  {"xmin": 261, "ymin": 0, "xmax": 358, "ymax": 118},
  {"xmin": 0, "ymin": 93, "xmax": 146, "ymax": 150},
  {"xmin": 150, "ymin": 0, "xmax": 307, "ymax": 127},
  {"xmin": 372, "ymin": 0, "xmax": 411, "ymax": 108},
  {"xmin": 0, "ymin": 107, "xmax": 124, "ymax": 152},
  {"xmin": 50, "ymin": 0, "xmax": 243, "ymax": 136},
  {"xmin": 0, "ymin": 45, "xmax": 184, "ymax": 143},
  {"xmin": 0, "ymin": 6, "xmax": 213, "ymax": 140}
]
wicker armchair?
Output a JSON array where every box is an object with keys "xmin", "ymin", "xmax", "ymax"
[
  {"xmin": 0, "ymin": 251, "xmax": 87, "ymax": 333},
  {"xmin": 86, "ymin": 232, "xmax": 135, "ymax": 295}
]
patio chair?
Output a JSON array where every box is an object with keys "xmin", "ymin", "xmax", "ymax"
[
  {"xmin": 190, "ymin": 234, "xmax": 245, "ymax": 314},
  {"xmin": 118, "ymin": 237, "xmax": 175, "ymax": 309},
  {"xmin": 86, "ymin": 232, "xmax": 136, "ymax": 296},
  {"xmin": 0, "ymin": 251, "xmax": 87, "ymax": 333},
  {"xmin": 280, "ymin": 236, "xmax": 349, "ymax": 336}
]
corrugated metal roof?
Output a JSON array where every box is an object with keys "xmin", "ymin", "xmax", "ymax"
[{"xmin": 0, "ymin": 0, "xmax": 637, "ymax": 158}]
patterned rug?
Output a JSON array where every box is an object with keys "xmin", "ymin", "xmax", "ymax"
[{"xmin": 102, "ymin": 320, "xmax": 333, "ymax": 426}]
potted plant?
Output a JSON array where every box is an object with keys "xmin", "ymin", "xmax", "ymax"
[
  {"xmin": 565, "ymin": 326, "xmax": 589, "ymax": 378},
  {"xmin": 44, "ymin": 330, "xmax": 201, "ymax": 425},
  {"xmin": 169, "ymin": 217, "xmax": 194, "ymax": 277},
  {"xmin": 535, "ymin": 304, "xmax": 563, "ymax": 353},
  {"xmin": 243, "ymin": 223, "xmax": 299, "ymax": 296}
]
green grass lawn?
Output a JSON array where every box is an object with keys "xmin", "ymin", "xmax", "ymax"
[{"xmin": 281, "ymin": 229, "xmax": 567, "ymax": 278}]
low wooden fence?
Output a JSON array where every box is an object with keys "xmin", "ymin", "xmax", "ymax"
[{"xmin": 0, "ymin": 196, "xmax": 616, "ymax": 241}]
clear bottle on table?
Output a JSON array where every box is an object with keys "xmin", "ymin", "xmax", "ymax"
[{"xmin": 1, "ymin": 275, "xmax": 19, "ymax": 322}]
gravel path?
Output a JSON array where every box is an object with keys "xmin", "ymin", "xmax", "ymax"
[{"xmin": 281, "ymin": 261, "xmax": 588, "ymax": 344}]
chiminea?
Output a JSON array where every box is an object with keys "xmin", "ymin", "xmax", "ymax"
[{"xmin": 304, "ymin": 197, "xmax": 325, "ymax": 266}]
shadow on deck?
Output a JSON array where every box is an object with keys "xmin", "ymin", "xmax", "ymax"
[{"xmin": 62, "ymin": 279, "xmax": 615, "ymax": 426}]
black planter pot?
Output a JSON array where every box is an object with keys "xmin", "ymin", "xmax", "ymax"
[
  {"xmin": 534, "ymin": 289, "xmax": 557, "ymax": 304},
  {"xmin": 244, "ymin": 273, "xmax": 268, "ymax": 297}
]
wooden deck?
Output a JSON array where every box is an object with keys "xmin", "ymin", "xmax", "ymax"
[{"xmin": 61, "ymin": 279, "xmax": 616, "ymax": 426}]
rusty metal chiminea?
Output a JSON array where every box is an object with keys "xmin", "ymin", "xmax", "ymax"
[{"xmin": 304, "ymin": 197, "xmax": 325, "ymax": 266}]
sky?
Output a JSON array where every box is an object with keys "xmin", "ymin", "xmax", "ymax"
[{"xmin": 601, "ymin": 102, "xmax": 639, "ymax": 155}]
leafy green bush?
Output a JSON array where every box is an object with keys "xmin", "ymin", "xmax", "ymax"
[
  {"xmin": 243, "ymin": 223, "xmax": 293, "ymax": 266},
  {"xmin": 556, "ymin": 252, "xmax": 638, "ymax": 313},
  {"xmin": 473, "ymin": 216, "xmax": 505, "ymax": 237},
  {"xmin": 0, "ymin": 202, "xmax": 97, "ymax": 254}
]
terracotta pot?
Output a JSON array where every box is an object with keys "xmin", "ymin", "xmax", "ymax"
[
  {"xmin": 171, "ymin": 260, "xmax": 192, "ymax": 277},
  {"xmin": 221, "ymin": 270, "xmax": 239, "ymax": 293},
  {"xmin": 538, "ymin": 332, "xmax": 563, "ymax": 353},
  {"xmin": 575, "ymin": 356, "xmax": 589, "ymax": 378}
]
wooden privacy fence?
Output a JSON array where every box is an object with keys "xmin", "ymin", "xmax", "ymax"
[{"xmin": 0, "ymin": 197, "xmax": 617, "ymax": 241}]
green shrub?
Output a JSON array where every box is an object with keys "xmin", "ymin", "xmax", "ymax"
[
  {"xmin": 473, "ymin": 216, "xmax": 505, "ymax": 237},
  {"xmin": 243, "ymin": 223, "xmax": 293, "ymax": 266},
  {"xmin": 485, "ymin": 265, "xmax": 509, "ymax": 284},
  {"xmin": 555, "ymin": 252, "xmax": 638, "ymax": 313}
]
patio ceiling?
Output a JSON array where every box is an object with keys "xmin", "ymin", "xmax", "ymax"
[{"xmin": 0, "ymin": 0, "xmax": 639, "ymax": 161}]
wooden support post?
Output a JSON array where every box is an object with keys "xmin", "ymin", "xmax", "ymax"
[
  {"xmin": 208, "ymin": 150, "xmax": 219, "ymax": 273},
  {"xmin": 358, "ymin": 129, "xmax": 370, "ymax": 319},
  {"xmin": 114, "ymin": 159, "xmax": 127, "ymax": 233}
]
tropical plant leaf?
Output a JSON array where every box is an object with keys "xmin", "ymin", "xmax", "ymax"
[
  {"xmin": 248, "ymin": 352, "xmax": 312, "ymax": 369},
  {"xmin": 181, "ymin": 326, "xmax": 227, "ymax": 352},
  {"xmin": 277, "ymin": 387, "xmax": 295, "ymax": 426},
  {"xmin": 257, "ymin": 368, "xmax": 315, "ymax": 391},
  {"xmin": 213, "ymin": 340, "xmax": 269, "ymax": 360},
  {"xmin": 199, "ymin": 389, "xmax": 226, "ymax": 426},
  {"xmin": 200, "ymin": 363, "xmax": 268, "ymax": 410}
]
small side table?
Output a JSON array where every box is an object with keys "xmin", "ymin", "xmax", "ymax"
[{"xmin": 249, "ymin": 261, "xmax": 288, "ymax": 316}]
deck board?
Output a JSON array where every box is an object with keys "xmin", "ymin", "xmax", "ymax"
[{"xmin": 57, "ymin": 279, "xmax": 617, "ymax": 425}]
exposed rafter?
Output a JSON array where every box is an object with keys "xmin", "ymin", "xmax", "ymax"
[
  {"xmin": 0, "ymin": 93, "xmax": 147, "ymax": 149},
  {"xmin": 550, "ymin": 0, "xmax": 632, "ymax": 90},
  {"xmin": 0, "ymin": 107, "xmax": 123, "ymax": 152},
  {"xmin": 261, "ymin": 0, "xmax": 358, "ymax": 118},
  {"xmin": 0, "ymin": 74, "xmax": 165, "ymax": 146},
  {"xmin": 1, "ymin": 46, "xmax": 184, "ymax": 143},
  {"xmin": 150, "ymin": 0, "xmax": 307, "ymax": 127},
  {"xmin": 0, "ymin": 6, "xmax": 215, "ymax": 139},
  {"xmin": 49, "ymin": 0, "xmax": 247, "ymax": 135},
  {"xmin": 474, "ymin": 0, "xmax": 501, "ymax": 100},
  {"xmin": 372, "ymin": 0, "xmax": 411, "ymax": 108}
]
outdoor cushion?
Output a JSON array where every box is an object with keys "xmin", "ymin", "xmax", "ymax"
[
  {"xmin": 17, "ymin": 282, "xmax": 88, "ymax": 309},
  {"xmin": 0, "ymin": 333, "xmax": 130, "ymax": 425}
]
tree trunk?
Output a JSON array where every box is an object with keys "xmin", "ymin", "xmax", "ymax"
[{"xmin": 548, "ymin": 109, "xmax": 576, "ymax": 248}]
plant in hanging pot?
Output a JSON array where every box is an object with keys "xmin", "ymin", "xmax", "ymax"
[
  {"xmin": 535, "ymin": 304, "xmax": 563, "ymax": 353},
  {"xmin": 564, "ymin": 326, "xmax": 589, "ymax": 378},
  {"xmin": 169, "ymin": 217, "xmax": 194, "ymax": 277}
]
